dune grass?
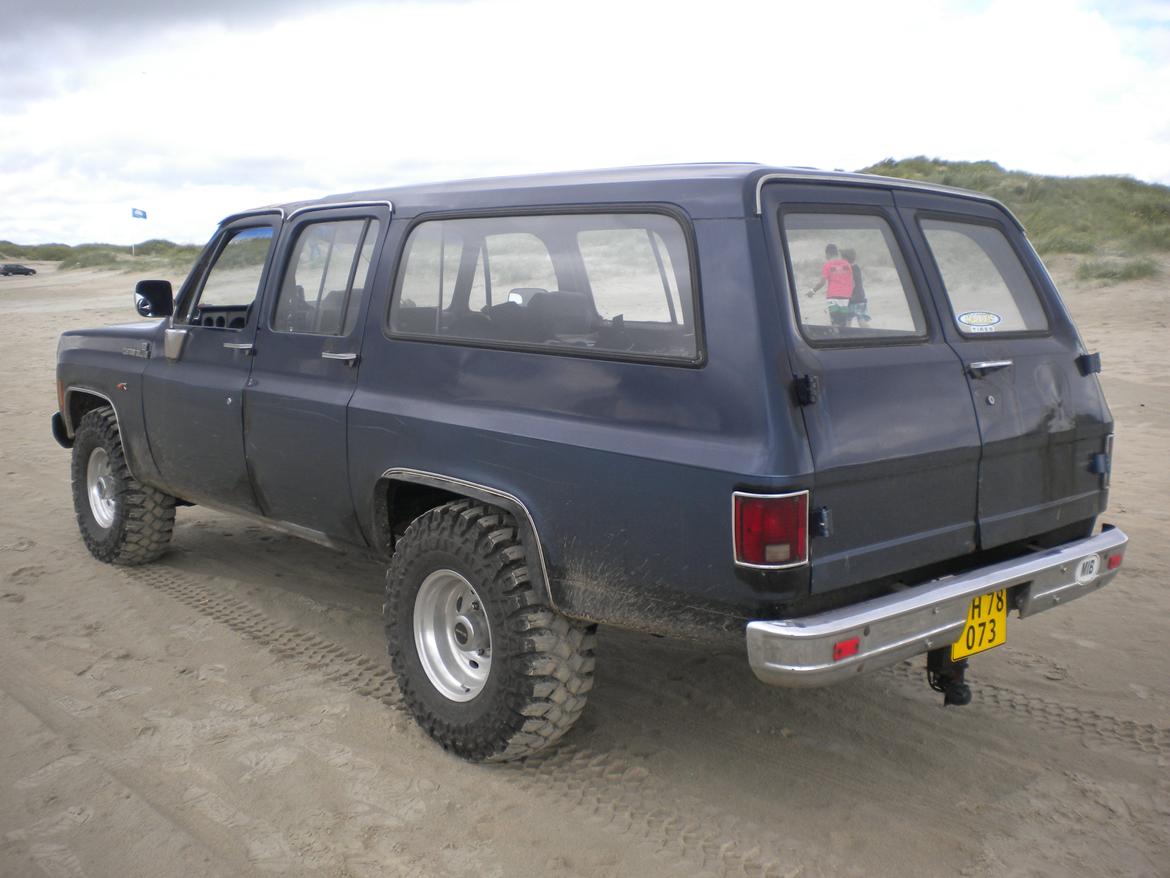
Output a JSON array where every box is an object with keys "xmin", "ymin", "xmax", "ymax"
[
  {"xmin": 1076, "ymin": 258, "xmax": 1159, "ymax": 282},
  {"xmin": 860, "ymin": 158, "xmax": 1170, "ymax": 267},
  {"xmin": 0, "ymin": 239, "xmax": 202, "ymax": 274},
  {"xmin": 5, "ymin": 160, "xmax": 1169, "ymax": 285}
]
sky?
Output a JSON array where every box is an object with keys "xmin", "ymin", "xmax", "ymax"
[{"xmin": 1, "ymin": 0, "xmax": 1168, "ymax": 246}]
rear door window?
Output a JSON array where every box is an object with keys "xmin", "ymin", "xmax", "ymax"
[
  {"xmin": 272, "ymin": 219, "xmax": 380, "ymax": 336},
  {"xmin": 919, "ymin": 218, "xmax": 1049, "ymax": 335},
  {"xmin": 781, "ymin": 212, "xmax": 927, "ymax": 342}
]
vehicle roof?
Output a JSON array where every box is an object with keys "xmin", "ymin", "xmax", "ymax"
[{"xmin": 223, "ymin": 163, "xmax": 1015, "ymax": 225}]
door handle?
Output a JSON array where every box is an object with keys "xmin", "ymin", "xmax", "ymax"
[
  {"xmin": 321, "ymin": 351, "xmax": 359, "ymax": 366},
  {"xmin": 223, "ymin": 342, "xmax": 255, "ymax": 354},
  {"xmin": 967, "ymin": 359, "xmax": 1012, "ymax": 377}
]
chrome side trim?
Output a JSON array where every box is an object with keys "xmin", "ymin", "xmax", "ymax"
[
  {"xmin": 731, "ymin": 489, "xmax": 810, "ymax": 570},
  {"xmin": 381, "ymin": 468, "xmax": 557, "ymax": 610},
  {"xmin": 218, "ymin": 206, "xmax": 286, "ymax": 226},
  {"xmin": 753, "ymin": 172, "xmax": 1013, "ymax": 218},
  {"xmin": 745, "ymin": 526, "xmax": 1128, "ymax": 687},
  {"xmin": 287, "ymin": 200, "xmax": 394, "ymax": 219}
]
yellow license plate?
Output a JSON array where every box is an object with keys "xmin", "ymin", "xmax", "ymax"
[{"xmin": 951, "ymin": 589, "xmax": 1007, "ymax": 660}]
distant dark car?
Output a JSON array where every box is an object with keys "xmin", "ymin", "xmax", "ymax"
[{"xmin": 1, "ymin": 263, "xmax": 36, "ymax": 276}]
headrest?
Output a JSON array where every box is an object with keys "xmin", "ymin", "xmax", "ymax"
[{"xmin": 527, "ymin": 292, "xmax": 594, "ymax": 334}]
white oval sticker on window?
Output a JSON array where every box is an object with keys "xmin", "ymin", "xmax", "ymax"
[{"xmin": 957, "ymin": 310, "xmax": 1002, "ymax": 332}]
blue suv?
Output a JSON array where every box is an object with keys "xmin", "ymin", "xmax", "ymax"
[{"xmin": 52, "ymin": 165, "xmax": 1127, "ymax": 761}]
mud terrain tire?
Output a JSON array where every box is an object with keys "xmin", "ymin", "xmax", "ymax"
[
  {"xmin": 71, "ymin": 406, "xmax": 175, "ymax": 565},
  {"xmin": 385, "ymin": 499, "xmax": 596, "ymax": 762}
]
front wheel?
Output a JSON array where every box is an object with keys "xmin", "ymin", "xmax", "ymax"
[
  {"xmin": 385, "ymin": 500, "xmax": 596, "ymax": 762},
  {"xmin": 71, "ymin": 406, "xmax": 176, "ymax": 565}
]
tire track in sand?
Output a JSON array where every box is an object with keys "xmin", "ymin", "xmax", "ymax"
[
  {"xmin": 123, "ymin": 566, "xmax": 803, "ymax": 878},
  {"xmin": 886, "ymin": 661, "xmax": 1169, "ymax": 759},
  {"xmin": 123, "ymin": 565, "xmax": 1169, "ymax": 876}
]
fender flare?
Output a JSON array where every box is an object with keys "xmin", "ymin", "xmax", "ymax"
[
  {"xmin": 62, "ymin": 387, "xmax": 142, "ymax": 481},
  {"xmin": 375, "ymin": 468, "xmax": 560, "ymax": 611}
]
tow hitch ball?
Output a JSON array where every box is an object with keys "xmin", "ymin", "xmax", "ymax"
[{"xmin": 926, "ymin": 648, "xmax": 973, "ymax": 706}]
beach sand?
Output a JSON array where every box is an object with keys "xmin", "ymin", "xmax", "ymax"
[{"xmin": 1, "ymin": 259, "xmax": 1167, "ymax": 877}]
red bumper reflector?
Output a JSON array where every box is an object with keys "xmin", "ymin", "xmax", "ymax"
[
  {"xmin": 1107, "ymin": 553, "xmax": 1122, "ymax": 570},
  {"xmin": 833, "ymin": 637, "xmax": 860, "ymax": 662},
  {"xmin": 733, "ymin": 492, "xmax": 809, "ymax": 567}
]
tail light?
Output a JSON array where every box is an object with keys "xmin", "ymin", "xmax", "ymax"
[{"xmin": 733, "ymin": 491, "xmax": 809, "ymax": 568}]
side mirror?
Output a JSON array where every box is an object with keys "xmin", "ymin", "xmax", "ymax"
[{"xmin": 135, "ymin": 280, "xmax": 174, "ymax": 318}]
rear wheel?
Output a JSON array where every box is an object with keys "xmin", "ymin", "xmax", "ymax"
[
  {"xmin": 385, "ymin": 500, "xmax": 596, "ymax": 762},
  {"xmin": 71, "ymin": 406, "xmax": 176, "ymax": 565}
]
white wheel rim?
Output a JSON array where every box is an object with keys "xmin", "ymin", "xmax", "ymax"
[
  {"xmin": 86, "ymin": 446, "xmax": 117, "ymax": 529},
  {"xmin": 413, "ymin": 569, "xmax": 492, "ymax": 702}
]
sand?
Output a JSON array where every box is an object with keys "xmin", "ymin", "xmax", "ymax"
[{"xmin": 0, "ymin": 259, "xmax": 1167, "ymax": 878}]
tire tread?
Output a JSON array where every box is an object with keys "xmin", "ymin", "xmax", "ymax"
[
  {"xmin": 385, "ymin": 500, "xmax": 596, "ymax": 762},
  {"xmin": 72, "ymin": 406, "xmax": 175, "ymax": 565}
]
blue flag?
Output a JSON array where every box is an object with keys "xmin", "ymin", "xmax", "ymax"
[{"xmin": 132, "ymin": 208, "xmax": 147, "ymax": 219}]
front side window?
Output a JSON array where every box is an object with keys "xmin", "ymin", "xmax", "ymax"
[
  {"xmin": 920, "ymin": 218, "xmax": 1049, "ymax": 335},
  {"xmin": 781, "ymin": 212, "xmax": 927, "ymax": 342},
  {"xmin": 272, "ymin": 218, "xmax": 380, "ymax": 335},
  {"xmin": 389, "ymin": 213, "xmax": 698, "ymax": 361},
  {"xmin": 185, "ymin": 226, "xmax": 275, "ymax": 329}
]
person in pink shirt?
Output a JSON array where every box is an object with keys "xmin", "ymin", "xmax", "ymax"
[{"xmin": 806, "ymin": 243, "xmax": 854, "ymax": 329}]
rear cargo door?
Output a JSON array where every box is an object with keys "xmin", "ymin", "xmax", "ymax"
[
  {"xmin": 894, "ymin": 191, "xmax": 1111, "ymax": 548},
  {"xmin": 762, "ymin": 184, "xmax": 983, "ymax": 593}
]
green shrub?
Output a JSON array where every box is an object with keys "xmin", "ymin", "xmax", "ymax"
[
  {"xmin": 1031, "ymin": 232, "xmax": 1096, "ymax": 255},
  {"xmin": 1076, "ymin": 258, "xmax": 1159, "ymax": 282}
]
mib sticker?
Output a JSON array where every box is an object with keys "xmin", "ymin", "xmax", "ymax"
[
  {"xmin": 1075, "ymin": 554, "xmax": 1100, "ymax": 584},
  {"xmin": 957, "ymin": 311, "xmax": 1002, "ymax": 333}
]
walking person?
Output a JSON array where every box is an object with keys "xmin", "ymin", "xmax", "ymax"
[
  {"xmin": 806, "ymin": 243, "xmax": 853, "ymax": 330},
  {"xmin": 841, "ymin": 248, "xmax": 871, "ymax": 326}
]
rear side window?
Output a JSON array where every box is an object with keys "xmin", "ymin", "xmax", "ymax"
[
  {"xmin": 781, "ymin": 212, "xmax": 927, "ymax": 342},
  {"xmin": 273, "ymin": 218, "xmax": 380, "ymax": 336},
  {"xmin": 578, "ymin": 229, "xmax": 683, "ymax": 322},
  {"xmin": 388, "ymin": 213, "xmax": 698, "ymax": 361},
  {"xmin": 920, "ymin": 218, "xmax": 1049, "ymax": 335}
]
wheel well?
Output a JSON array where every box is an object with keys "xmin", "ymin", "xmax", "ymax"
[
  {"xmin": 67, "ymin": 390, "xmax": 114, "ymax": 436},
  {"xmin": 372, "ymin": 473, "xmax": 556, "ymax": 609},
  {"xmin": 374, "ymin": 480, "xmax": 463, "ymax": 556}
]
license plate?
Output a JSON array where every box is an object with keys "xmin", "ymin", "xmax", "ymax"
[{"xmin": 951, "ymin": 589, "xmax": 1007, "ymax": 661}]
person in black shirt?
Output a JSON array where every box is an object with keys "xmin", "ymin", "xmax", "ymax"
[{"xmin": 840, "ymin": 249, "xmax": 871, "ymax": 326}]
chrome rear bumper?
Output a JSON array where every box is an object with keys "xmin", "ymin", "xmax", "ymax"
[{"xmin": 746, "ymin": 526, "xmax": 1128, "ymax": 687}]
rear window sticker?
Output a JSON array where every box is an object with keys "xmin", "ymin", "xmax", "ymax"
[{"xmin": 957, "ymin": 311, "xmax": 1002, "ymax": 333}]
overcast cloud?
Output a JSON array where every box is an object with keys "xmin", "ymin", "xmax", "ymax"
[{"xmin": 1, "ymin": 0, "xmax": 1168, "ymax": 245}]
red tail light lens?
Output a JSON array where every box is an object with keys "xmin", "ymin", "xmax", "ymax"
[
  {"xmin": 1107, "ymin": 553, "xmax": 1122, "ymax": 570},
  {"xmin": 733, "ymin": 491, "xmax": 809, "ymax": 568}
]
